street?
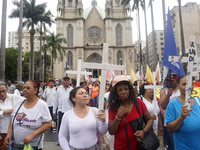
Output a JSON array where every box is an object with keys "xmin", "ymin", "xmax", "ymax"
[{"xmin": 42, "ymin": 129, "xmax": 164, "ymax": 150}]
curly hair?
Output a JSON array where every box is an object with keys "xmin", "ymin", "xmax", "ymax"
[{"xmin": 107, "ymin": 81, "xmax": 137, "ymax": 111}]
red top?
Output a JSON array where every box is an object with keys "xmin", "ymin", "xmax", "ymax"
[{"xmin": 109, "ymin": 98, "xmax": 147, "ymax": 150}]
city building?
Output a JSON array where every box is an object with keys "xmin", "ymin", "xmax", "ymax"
[
  {"xmin": 8, "ymin": 31, "xmax": 15, "ymax": 48},
  {"xmin": 171, "ymin": 2, "xmax": 200, "ymax": 55},
  {"xmin": 54, "ymin": 0, "xmax": 136, "ymax": 80},
  {"xmin": 140, "ymin": 30, "xmax": 164, "ymax": 75},
  {"xmin": 13, "ymin": 30, "xmax": 41, "ymax": 53}
]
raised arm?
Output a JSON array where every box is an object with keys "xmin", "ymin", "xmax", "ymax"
[
  {"xmin": 167, "ymin": 105, "xmax": 192, "ymax": 133},
  {"xmin": 160, "ymin": 88, "xmax": 173, "ymax": 110},
  {"xmin": 108, "ymin": 106, "xmax": 128, "ymax": 135}
]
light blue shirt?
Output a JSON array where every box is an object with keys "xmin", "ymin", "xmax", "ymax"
[
  {"xmin": 166, "ymin": 97, "xmax": 200, "ymax": 150},
  {"xmin": 53, "ymin": 85, "xmax": 73, "ymax": 113}
]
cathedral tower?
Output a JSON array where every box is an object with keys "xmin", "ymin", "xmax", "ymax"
[{"xmin": 55, "ymin": 0, "xmax": 136, "ymax": 80}]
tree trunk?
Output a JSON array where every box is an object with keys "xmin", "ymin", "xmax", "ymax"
[
  {"xmin": 17, "ymin": 0, "xmax": 23, "ymax": 82},
  {"xmin": 162, "ymin": 0, "xmax": 166, "ymax": 37},
  {"xmin": 137, "ymin": 8, "xmax": 142, "ymax": 79},
  {"xmin": 178, "ymin": 0, "xmax": 186, "ymax": 73},
  {"xmin": 0, "ymin": 0, "xmax": 7, "ymax": 81},
  {"xmin": 39, "ymin": 24, "xmax": 43, "ymax": 81},
  {"xmin": 51, "ymin": 51, "xmax": 54, "ymax": 78},
  {"xmin": 150, "ymin": 0, "xmax": 156, "ymax": 71},
  {"xmin": 30, "ymin": 26, "xmax": 35, "ymax": 80},
  {"xmin": 143, "ymin": 0, "xmax": 149, "ymax": 66}
]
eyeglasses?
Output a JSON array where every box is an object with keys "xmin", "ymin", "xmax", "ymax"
[{"xmin": 0, "ymin": 90, "xmax": 6, "ymax": 94}]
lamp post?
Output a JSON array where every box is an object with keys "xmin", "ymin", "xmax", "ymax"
[{"xmin": 44, "ymin": 41, "xmax": 47, "ymax": 83}]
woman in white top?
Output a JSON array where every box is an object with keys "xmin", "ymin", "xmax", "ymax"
[
  {"xmin": 59, "ymin": 86, "xmax": 108, "ymax": 150},
  {"xmin": 138, "ymin": 83, "xmax": 163, "ymax": 135},
  {"xmin": 0, "ymin": 81, "xmax": 25, "ymax": 150},
  {"xmin": 4, "ymin": 80, "xmax": 52, "ymax": 150}
]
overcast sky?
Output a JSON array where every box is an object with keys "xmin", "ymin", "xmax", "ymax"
[{"xmin": 0, "ymin": 0, "xmax": 200, "ymax": 45}]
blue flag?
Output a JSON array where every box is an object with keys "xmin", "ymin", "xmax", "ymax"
[{"xmin": 163, "ymin": 8, "xmax": 185, "ymax": 78}]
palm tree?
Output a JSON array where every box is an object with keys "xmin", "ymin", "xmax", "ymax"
[
  {"xmin": 44, "ymin": 32, "xmax": 66, "ymax": 78},
  {"xmin": 178, "ymin": 0, "xmax": 186, "ymax": 73},
  {"xmin": 122, "ymin": 0, "xmax": 143, "ymax": 77},
  {"xmin": 38, "ymin": 10, "xmax": 55, "ymax": 81},
  {"xmin": 149, "ymin": 0, "xmax": 157, "ymax": 71},
  {"xmin": 9, "ymin": 0, "xmax": 47, "ymax": 80},
  {"xmin": 17, "ymin": 0, "xmax": 23, "ymax": 82},
  {"xmin": 162, "ymin": 0, "xmax": 166, "ymax": 37},
  {"xmin": 141, "ymin": 0, "xmax": 149, "ymax": 65},
  {"xmin": 0, "ymin": 0, "xmax": 7, "ymax": 81}
]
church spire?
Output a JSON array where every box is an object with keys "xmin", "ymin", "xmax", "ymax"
[{"xmin": 91, "ymin": 0, "xmax": 97, "ymax": 6}]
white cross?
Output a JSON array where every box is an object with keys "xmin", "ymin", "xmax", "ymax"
[
  {"xmin": 169, "ymin": 36, "xmax": 200, "ymax": 110},
  {"xmin": 66, "ymin": 59, "xmax": 92, "ymax": 87},
  {"xmin": 81, "ymin": 43, "xmax": 126, "ymax": 109},
  {"xmin": 144, "ymin": 72, "xmax": 163, "ymax": 115}
]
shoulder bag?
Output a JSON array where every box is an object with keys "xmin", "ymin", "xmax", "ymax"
[
  {"xmin": 91, "ymin": 107, "xmax": 110, "ymax": 150},
  {"xmin": 124, "ymin": 99, "xmax": 160, "ymax": 150}
]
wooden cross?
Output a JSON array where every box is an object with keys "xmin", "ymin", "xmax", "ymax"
[
  {"xmin": 169, "ymin": 36, "xmax": 200, "ymax": 110},
  {"xmin": 144, "ymin": 72, "xmax": 163, "ymax": 115},
  {"xmin": 66, "ymin": 59, "xmax": 92, "ymax": 87},
  {"xmin": 81, "ymin": 43, "xmax": 126, "ymax": 109}
]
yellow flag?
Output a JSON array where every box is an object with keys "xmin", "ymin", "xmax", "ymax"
[
  {"xmin": 98, "ymin": 75, "xmax": 101, "ymax": 82},
  {"xmin": 145, "ymin": 65, "xmax": 153, "ymax": 83},
  {"xmin": 131, "ymin": 68, "xmax": 138, "ymax": 83}
]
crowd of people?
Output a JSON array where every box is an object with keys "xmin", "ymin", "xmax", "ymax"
[{"xmin": 0, "ymin": 72, "xmax": 199, "ymax": 150}]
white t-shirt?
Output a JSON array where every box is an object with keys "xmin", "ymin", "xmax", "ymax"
[
  {"xmin": 43, "ymin": 87, "xmax": 56, "ymax": 107},
  {"xmin": 12, "ymin": 99, "xmax": 52, "ymax": 146},
  {"xmin": 0, "ymin": 94, "xmax": 25, "ymax": 133},
  {"xmin": 14, "ymin": 89, "xmax": 21, "ymax": 96},
  {"xmin": 141, "ymin": 96, "xmax": 160, "ymax": 131},
  {"xmin": 59, "ymin": 107, "xmax": 108, "ymax": 150}
]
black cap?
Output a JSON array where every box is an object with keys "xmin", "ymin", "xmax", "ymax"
[{"xmin": 63, "ymin": 76, "xmax": 70, "ymax": 80}]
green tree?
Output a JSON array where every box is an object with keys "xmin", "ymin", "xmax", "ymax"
[
  {"xmin": 5, "ymin": 48, "xmax": 18, "ymax": 82},
  {"xmin": 9, "ymin": 0, "xmax": 47, "ymax": 80},
  {"xmin": 23, "ymin": 51, "xmax": 51, "ymax": 81},
  {"xmin": 44, "ymin": 32, "xmax": 66, "ymax": 77},
  {"xmin": 38, "ymin": 10, "xmax": 55, "ymax": 81}
]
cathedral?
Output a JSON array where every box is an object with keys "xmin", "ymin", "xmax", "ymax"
[{"xmin": 54, "ymin": 0, "xmax": 136, "ymax": 80}]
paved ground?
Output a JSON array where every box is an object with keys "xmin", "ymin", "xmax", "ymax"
[{"xmin": 43, "ymin": 129, "xmax": 164, "ymax": 150}]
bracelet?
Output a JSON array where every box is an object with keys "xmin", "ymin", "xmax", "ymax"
[
  {"xmin": 115, "ymin": 115, "xmax": 121, "ymax": 121},
  {"xmin": 142, "ymin": 129, "xmax": 146, "ymax": 135}
]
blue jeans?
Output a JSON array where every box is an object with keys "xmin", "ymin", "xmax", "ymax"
[
  {"xmin": 163, "ymin": 126, "xmax": 174, "ymax": 150},
  {"xmin": 93, "ymin": 96, "xmax": 99, "ymax": 108}
]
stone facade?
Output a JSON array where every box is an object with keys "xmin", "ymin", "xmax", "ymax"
[{"xmin": 55, "ymin": 0, "xmax": 136, "ymax": 80}]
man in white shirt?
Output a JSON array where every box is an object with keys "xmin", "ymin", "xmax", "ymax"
[
  {"xmin": 53, "ymin": 76, "xmax": 73, "ymax": 134},
  {"xmin": 0, "ymin": 81, "xmax": 25, "ymax": 149},
  {"xmin": 43, "ymin": 79, "xmax": 57, "ymax": 132},
  {"xmin": 7, "ymin": 80, "xmax": 15, "ymax": 94}
]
